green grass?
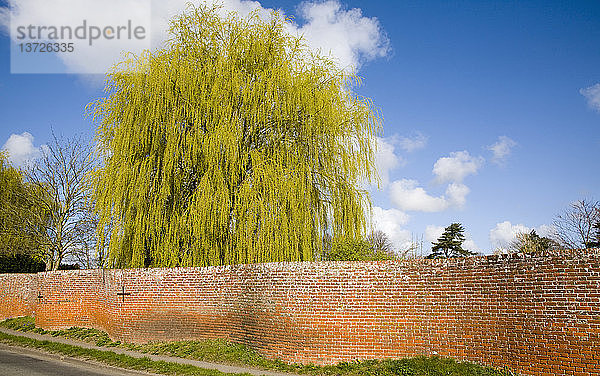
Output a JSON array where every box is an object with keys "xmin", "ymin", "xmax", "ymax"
[
  {"xmin": 0, "ymin": 330, "xmax": 253, "ymax": 375},
  {"xmin": 0, "ymin": 317, "xmax": 517, "ymax": 376}
]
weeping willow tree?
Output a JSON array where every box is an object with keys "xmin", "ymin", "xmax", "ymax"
[{"xmin": 89, "ymin": 5, "xmax": 381, "ymax": 268}]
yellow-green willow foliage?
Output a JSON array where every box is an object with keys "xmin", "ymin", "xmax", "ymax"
[{"xmin": 89, "ymin": 5, "xmax": 381, "ymax": 268}]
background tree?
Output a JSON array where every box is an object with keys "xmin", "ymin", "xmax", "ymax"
[
  {"xmin": 0, "ymin": 253, "xmax": 45, "ymax": 273},
  {"xmin": 397, "ymin": 233, "xmax": 425, "ymax": 259},
  {"xmin": 25, "ymin": 134, "xmax": 97, "ymax": 270},
  {"xmin": 71, "ymin": 199, "xmax": 105, "ymax": 268},
  {"xmin": 510, "ymin": 230, "xmax": 558, "ymax": 254},
  {"xmin": 587, "ymin": 221, "xmax": 600, "ymax": 248},
  {"xmin": 90, "ymin": 6, "xmax": 380, "ymax": 268},
  {"xmin": 367, "ymin": 230, "xmax": 394, "ymax": 254},
  {"xmin": 552, "ymin": 199, "xmax": 600, "ymax": 249},
  {"xmin": 322, "ymin": 236, "xmax": 396, "ymax": 261},
  {"xmin": 0, "ymin": 152, "xmax": 49, "ymax": 260},
  {"xmin": 427, "ymin": 223, "xmax": 475, "ymax": 258}
]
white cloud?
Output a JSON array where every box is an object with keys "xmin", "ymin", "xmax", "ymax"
[
  {"xmin": 580, "ymin": 83, "xmax": 600, "ymax": 112},
  {"xmin": 398, "ymin": 132, "xmax": 427, "ymax": 153},
  {"xmin": 424, "ymin": 225, "xmax": 445, "ymax": 244},
  {"xmin": 432, "ymin": 151, "xmax": 484, "ymax": 184},
  {"xmin": 389, "ymin": 150, "xmax": 481, "ymax": 213},
  {"xmin": 371, "ymin": 206, "xmax": 412, "ymax": 251},
  {"xmin": 488, "ymin": 136, "xmax": 516, "ymax": 165},
  {"xmin": 489, "ymin": 221, "xmax": 530, "ymax": 248},
  {"xmin": 463, "ymin": 234, "xmax": 480, "ymax": 253},
  {"xmin": 0, "ymin": 5, "xmax": 7, "ymax": 30},
  {"xmin": 1, "ymin": 132, "xmax": 42, "ymax": 168},
  {"xmin": 536, "ymin": 224, "xmax": 556, "ymax": 238},
  {"xmin": 372, "ymin": 133, "xmax": 429, "ymax": 188},
  {"xmin": 373, "ymin": 137, "xmax": 403, "ymax": 187},
  {"xmin": 389, "ymin": 179, "xmax": 469, "ymax": 212},
  {"xmin": 294, "ymin": 0, "xmax": 389, "ymax": 72},
  {"xmin": 489, "ymin": 221, "xmax": 554, "ymax": 249},
  {"xmin": 390, "ymin": 179, "xmax": 449, "ymax": 212},
  {"xmin": 2, "ymin": 0, "xmax": 152, "ymax": 74},
  {"xmin": 445, "ymin": 182, "xmax": 470, "ymax": 208},
  {"xmin": 2, "ymin": 0, "xmax": 388, "ymax": 75}
]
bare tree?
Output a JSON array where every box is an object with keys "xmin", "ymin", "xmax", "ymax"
[
  {"xmin": 70, "ymin": 199, "xmax": 106, "ymax": 268},
  {"xmin": 401, "ymin": 233, "xmax": 425, "ymax": 259},
  {"xmin": 367, "ymin": 230, "xmax": 394, "ymax": 253},
  {"xmin": 552, "ymin": 199, "xmax": 600, "ymax": 249},
  {"xmin": 25, "ymin": 133, "xmax": 97, "ymax": 270}
]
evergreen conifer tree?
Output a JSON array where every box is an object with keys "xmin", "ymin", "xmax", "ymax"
[
  {"xmin": 587, "ymin": 221, "xmax": 600, "ymax": 248},
  {"xmin": 511, "ymin": 230, "xmax": 558, "ymax": 253},
  {"xmin": 427, "ymin": 223, "xmax": 475, "ymax": 258}
]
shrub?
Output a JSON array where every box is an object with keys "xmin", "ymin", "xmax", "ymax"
[
  {"xmin": 324, "ymin": 238, "xmax": 395, "ymax": 261},
  {"xmin": 0, "ymin": 253, "xmax": 45, "ymax": 273}
]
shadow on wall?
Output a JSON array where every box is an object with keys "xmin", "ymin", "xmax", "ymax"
[{"xmin": 0, "ymin": 250, "xmax": 599, "ymax": 375}]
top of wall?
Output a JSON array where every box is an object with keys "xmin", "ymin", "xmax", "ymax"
[{"xmin": 2, "ymin": 248, "xmax": 596, "ymax": 277}]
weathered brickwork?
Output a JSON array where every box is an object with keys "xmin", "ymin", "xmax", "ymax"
[
  {"xmin": 1, "ymin": 250, "xmax": 599, "ymax": 375},
  {"xmin": 0, "ymin": 273, "xmax": 37, "ymax": 319}
]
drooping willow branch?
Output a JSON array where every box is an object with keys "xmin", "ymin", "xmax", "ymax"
[{"xmin": 89, "ymin": 4, "xmax": 381, "ymax": 268}]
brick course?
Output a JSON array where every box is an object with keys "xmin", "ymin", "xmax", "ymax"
[{"xmin": 1, "ymin": 250, "xmax": 599, "ymax": 375}]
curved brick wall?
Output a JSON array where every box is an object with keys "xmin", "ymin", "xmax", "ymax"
[
  {"xmin": 1, "ymin": 250, "xmax": 599, "ymax": 375},
  {"xmin": 0, "ymin": 273, "xmax": 38, "ymax": 319}
]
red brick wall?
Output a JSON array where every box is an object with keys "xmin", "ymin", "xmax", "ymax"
[
  {"xmin": 35, "ymin": 269, "xmax": 123, "ymax": 339},
  {"xmin": 1, "ymin": 251, "xmax": 599, "ymax": 375},
  {"xmin": 0, "ymin": 273, "xmax": 37, "ymax": 319}
]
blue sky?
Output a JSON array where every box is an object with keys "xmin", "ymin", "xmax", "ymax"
[{"xmin": 1, "ymin": 0, "xmax": 599, "ymax": 253}]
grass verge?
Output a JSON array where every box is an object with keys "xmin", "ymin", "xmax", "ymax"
[
  {"xmin": 0, "ymin": 317, "xmax": 516, "ymax": 376},
  {"xmin": 0, "ymin": 330, "xmax": 253, "ymax": 375}
]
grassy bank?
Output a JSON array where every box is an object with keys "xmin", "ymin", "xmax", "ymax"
[
  {"xmin": 0, "ymin": 330, "xmax": 251, "ymax": 376},
  {"xmin": 0, "ymin": 317, "xmax": 516, "ymax": 376}
]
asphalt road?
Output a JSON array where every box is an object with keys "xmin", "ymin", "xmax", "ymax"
[{"xmin": 0, "ymin": 344, "xmax": 158, "ymax": 376}]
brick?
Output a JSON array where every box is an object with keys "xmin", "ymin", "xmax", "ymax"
[{"xmin": 0, "ymin": 251, "xmax": 599, "ymax": 375}]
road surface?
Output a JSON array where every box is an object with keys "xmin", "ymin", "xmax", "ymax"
[{"xmin": 0, "ymin": 344, "xmax": 158, "ymax": 376}]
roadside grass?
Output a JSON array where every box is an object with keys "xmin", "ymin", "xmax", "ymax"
[
  {"xmin": 0, "ymin": 317, "xmax": 516, "ymax": 376},
  {"xmin": 0, "ymin": 330, "xmax": 252, "ymax": 376}
]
